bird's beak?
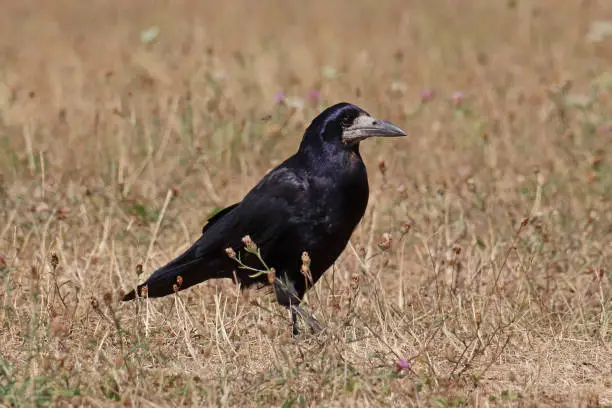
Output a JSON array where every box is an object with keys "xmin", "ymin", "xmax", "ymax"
[{"xmin": 342, "ymin": 115, "xmax": 408, "ymax": 144}]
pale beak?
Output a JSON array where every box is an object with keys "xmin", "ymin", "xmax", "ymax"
[{"xmin": 342, "ymin": 115, "xmax": 408, "ymax": 144}]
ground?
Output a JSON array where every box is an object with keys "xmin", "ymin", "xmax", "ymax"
[{"xmin": 0, "ymin": 0, "xmax": 611, "ymax": 406}]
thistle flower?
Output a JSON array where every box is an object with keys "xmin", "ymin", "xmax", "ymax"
[
  {"xmin": 395, "ymin": 358, "xmax": 411, "ymax": 373},
  {"xmin": 421, "ymin": 89, "xmax": 435, "ymax": 103},
  {"xmin": 596, "ymin": 123, "xmax": 611, "ymax": 135},
  {"xmin": 308, "ymin": 89, "xmax": 321, "ymax": 102},
  {"xmin": 451, "ymin": 91, "xmax": 464, "ymax": 106},
  {"xmin": 274, "ymin": 91, "xmax": 285, "ymax": 104},
  {"xmin": 267, "ymin": 267, "xmax": 276, "ymax": 285}
]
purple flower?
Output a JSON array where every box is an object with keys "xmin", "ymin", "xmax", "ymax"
[
  {"xmin": 421, "ymin": 89, "xmax": 435, "ymax": 103},
  {"xmin": 395, "ymin": 358, "xmax": 411, "ymax": 373},
  {"xmin": 274, "ymin": 91, "xmax": 285, "ymax": 104},
  {"xmin": 451, "ymin": 91, "xmax": 464, "ymax": 105},
  {"xmin": 456, "ymin": 166, "xmax": 470, "ymax": 177},
  {"xmin": 308, "ymin": 89, "xmax": 321, "ymax": 102},
  {"xmin": 596, "ymin": 123, "xmax": 611, "ymax": 135}
]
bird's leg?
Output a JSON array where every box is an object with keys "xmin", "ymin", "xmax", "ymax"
[
  {"xmin": 274, "ymin": 275, "xmax": 323, "ymax": 336},
  {"xmin": 290, "ymin": 307, "xmax": 300, "ymax": 336},
  {"xmin": 290, "ymin": 304, "xmax": 324, "ymax": 336}
]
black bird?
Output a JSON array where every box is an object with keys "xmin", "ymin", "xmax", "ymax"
[{"xmin": 122, "ymin": 102, "xmax": 407, "ymax": 334}]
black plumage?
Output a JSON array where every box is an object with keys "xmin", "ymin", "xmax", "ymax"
[{"xmin": 122, "ymin": 102, "xmax": 407, "ymax": 334}]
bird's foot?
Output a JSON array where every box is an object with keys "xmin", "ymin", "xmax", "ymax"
[{"xmin": 290, "ymin": 305, "xmax": 324, "ymax": 336}]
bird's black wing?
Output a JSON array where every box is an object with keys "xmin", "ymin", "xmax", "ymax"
[
  {"xmin": 202, "ymin": 203, "xmax": 239, "ymax": 234},
  {"xmin": 123, "ymin": 162, "xmax": 308, "ymax": 300},
  {"xmin": 228, "ymin": 165, "xmax": 308, "ymax": 253}
]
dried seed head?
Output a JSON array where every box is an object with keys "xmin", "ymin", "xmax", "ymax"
[
  {"xmin": 358, "ymin": 246, "xmax": 366, "ymax": 258},
  {"xmin": 90, "ymin": 297, "xmax": 100, "ymax": 310},
  {"xmin": 136, "ymin": 264, "xmax": 143, "ymax": 276},
  {"xmin": 176, "ymin": 275, "xmax": 183, "ymax": 287},
  {"xmin": 350, "ymin": 275, "xmax": 360, "ymax": 290},
  {"xmin": 56, "ymin": 206, "xmax": 71, "ymax": 220},
  {"xmin": 172, "ymin": 283, "xmax": 179, "ymax": 293},
  {"xmin": 267, "ymin": 267, "xmax": 276, "ymax": 285},
  {"xmin": 50, "ymin": 252, "xmax": 59, "ymax": 270},
  {"xmin": 466, "ymin": 178, "xmax": 476, "ymax": 192},
  {"xmin": 378, "ymin": 159, "xmax": 387, "ymax": 175},
  {"xmin": 396, "ymin": 184, "xmax": 407, "ymax": 198},
  {"xmin": 592, "ymin": 155, "xmax": 603, "ymax": 170},
  {"xmin": 225, "ymin": 247, "xmax": 237, "ymax": 259},
  {"xmin": 242, "ymin": 235, "xmax": 257, "ymax": 251},
  {"xmin": 400, "ymin": 220, "xmax": 413, "ymax": 234},
  {"xmin": 377, "ymin": 232, "xmax": 393, "ymax": 251},
  {"xmin": 300, "ymin": 257, "xmax": 313, "ymax": 284},
  {"xmin": 140, "ymin": 285, "xmax": 148, "ymax": 297},
  {"xmin": 301, "ymin": 251, "xmax": 311, "ymax": 267}
]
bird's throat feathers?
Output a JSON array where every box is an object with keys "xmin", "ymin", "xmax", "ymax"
[{"xmin": 298, "ymin": 135, "xmax": 363, "ymax": 175}]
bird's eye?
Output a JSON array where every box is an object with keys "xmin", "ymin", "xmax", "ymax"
[{"xmin": 341, "ymin": 116, "xmax": 352, "ymax": 128}]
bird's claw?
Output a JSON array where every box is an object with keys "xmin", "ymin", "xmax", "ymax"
[{"xmin": 291, "ymin": 305, "xmax": 324, "ymax": 336}]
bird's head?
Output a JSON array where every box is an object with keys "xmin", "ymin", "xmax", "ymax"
[{"xmin": 301, "ymin": 103, "xmax": 407, "ymax": 152}]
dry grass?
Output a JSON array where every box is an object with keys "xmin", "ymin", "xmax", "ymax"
[{"xmin": 1, "ymin": 0, "xmax": 612, "ymax": 406}]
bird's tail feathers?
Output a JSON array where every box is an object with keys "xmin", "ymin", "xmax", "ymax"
[{"xmin": 121, "ymin": 242, "xmax": 228, "ymax": 301}]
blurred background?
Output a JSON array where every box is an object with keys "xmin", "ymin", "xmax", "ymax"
[{"xmin": 1, "ymin": 0, "xmax": 611, "ymax": 187}]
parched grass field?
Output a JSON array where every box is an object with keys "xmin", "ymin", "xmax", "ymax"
[{"xmin": 1, "ymin": 0, "xmax": 611, "ymax": 406}]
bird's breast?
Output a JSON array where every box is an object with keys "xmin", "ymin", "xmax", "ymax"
[{"xmin": 309, "ymin": 167, "xmax": 368, "ymax": 235}]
